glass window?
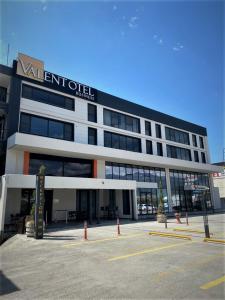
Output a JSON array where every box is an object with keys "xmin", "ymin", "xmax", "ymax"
[
  {"xmin": 103, "ymin": 108, "xmax": 140, "ymax": 133},
  {"xmin": 20, "ymin": 113, "xmax": 74, "ymax": 141},
  {"xmin": 126, "ymin": 165, "xmax": 133, "ymax": 180},
  {"xmin": 119, "ymin": 135, "xmax": 126, "ymax": 150},
  {"xmin": 133, "ymin": 138, "xmax": 141, "ymax": 153},
  {"xmin": 22, "ymin": 84, "xmax": 74, "ymax": 111},
  {"xmin": 119, "ymin": 165, "xmax": 126, "ymax": 180},
  {"xmin": 104, "ymin": 132, "xmax": 111, "ymax": 147},
  {"xmin": 157, "ymin": 142, "xmax": 163, "ymax": 156},
  {"xmin": 88, "ymin": 103, "xmax": 97, "ymax": 123},
  {"xmin": 145, "ymin": 121, "xmax": 151, "ymax": 136},
  {"xmin": 112, "ymin": 133, "xmax": 119, "ymax": 149},
  {"xmin": 88, "ymin": 127, "xmax": 97, "ymax": 145},
  {"xmin": 194, "ymin": 151, "xmax": 199, "ymax": 162},
  {"xmin": 30, "ymin": 116, "xmax": 48, "ymax": 136},
  {"xmin": 49, "ymin": 120, "xmax": 64, "ymax": 139},
  {"xmin": 29, "ymin": 153, "xmax": 92, "ymax": 177},
  {"xmin": 199, "ymin": 136, "xmax": 204, "ymax": 149},
  {"xmin": 22, "ymin": 85, "xmax": 33, "ymax": 99},
  {"xmin": 133, "ymin": 167, "xmax": 139, "ymax": 181},
  {"xmin": 192, "ymin": 134, "xmax": 197, "ymax": 147},
  {"xmin": 201, "ymin": 152, "xmax": 206, "ymax": 163},
  {"xmin": 126, "ymin": 116, "xmax": 133, "ymax": 131},
  {"xmin": 20, "ymin": 113, "xmax": 31, "ymax": 133},
  {"xmin": 155, "ymin": 124, "xmax": 162, "ymax": 138},
  {"xmin": 144, "ymin": 168, "xmax": 150, "ymax": 182},
  {"xmin": 146, "ymin": 140, "xmax": 153, "ymax": 155},
  {"xmin": 103, "ymin": 109, "xmax": 111, "ymax": 126},
  {"xmin": 165, "ymin": 127, "xmax": 190, "ymax": 145},
  {"xmin": 113, "ymin": 164, "xmax": 120, "ymax": 179},
  {"xmin": 139, "ymin": 167, "xmax": 144, "ymax": 182},
  {"xmin": 105, "ymin": 163, "xmax": 113, "ymax": 179},
  {"xmin": 64, "ymin": 123, "xmax": 74, "ymax": 141},
  {"xmin": 167, "ymin": 145, "xmax": 191, "ymax": 161},
  {"xmin": 104, "ymin": 131, "xmax": 141, "ymax": 153}
]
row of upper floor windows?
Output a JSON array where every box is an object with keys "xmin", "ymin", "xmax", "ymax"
[
  {"xmin": 19, "ymin": 112, "xmax": 207, "ymax": 164},
  {"xmin": 21, "ymin": 84, "xmax": 205, "ymax": 149}
]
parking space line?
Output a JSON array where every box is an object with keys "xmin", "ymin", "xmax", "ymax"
[
  {"xmin": 108, "ymin": 240, "xmax": 191, "ymax": 261},
  {"xmin": 63, "ymin": 233, "xmax": 146, "ymax": 248},
  {"xmin": 200, "ymin": 275, "xmax": 225, "ymax": 290}
]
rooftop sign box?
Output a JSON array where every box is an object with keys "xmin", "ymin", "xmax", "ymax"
[{"xmin": 16, "ymin": 53, "xmax": 96, "ymax": 101}]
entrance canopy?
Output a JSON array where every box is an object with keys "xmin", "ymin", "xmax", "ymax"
[{"xmin": 1, "ymin": 174, "xmax": 137, "ymax": 190}]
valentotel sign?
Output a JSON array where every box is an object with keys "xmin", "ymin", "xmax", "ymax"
[
  {"xmin": 16, "ymin": 53, "xmax": 96, "ymax": 101},
  {"xmin": 44, "ymin": 72, "xmax": 95, "ymax": 101}
]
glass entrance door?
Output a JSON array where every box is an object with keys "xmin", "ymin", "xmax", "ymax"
[{"xmin": 139, "ymin": 191, "xmax": 157, "ymax": 215}]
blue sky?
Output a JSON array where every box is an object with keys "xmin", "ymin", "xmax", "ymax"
[{"xmin": 1, "ymin": 0, "xmax": 224, "ymax": 163}]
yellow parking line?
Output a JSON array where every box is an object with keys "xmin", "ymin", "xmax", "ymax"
[
  {"xmin": 108, "ymin": 240, "xmax": 191, "ymax": 261},
  {"xmin": 63, "ymin": 233, "xmax": 146, "ymax": 248},
  {"xmin": 200, "ymin": 275, "xmax": 225, "ymax": 290},
  {"xmin": 173, "ymin": 228, "xmax": 213, "ymax": 235}
]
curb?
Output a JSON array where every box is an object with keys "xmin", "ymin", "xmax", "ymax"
[{"xmin": 203, "ymin": 238, "xmax": 225, "ymax": 245}]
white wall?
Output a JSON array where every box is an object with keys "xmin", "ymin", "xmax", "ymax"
[
  {"xmin": 52, "ymin": 189, "xmax": 76, "ymax": 221},
  {"xmin": 5, "ymin": 149, "xmax": 24, "ymax": 174}
]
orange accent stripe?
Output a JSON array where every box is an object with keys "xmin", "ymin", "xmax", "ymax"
[
  {"xmin": 93, "ymin": 160, "xmax": 97, "ymax": 178},
  {"xmin": 23, "ymin": 151, "xmax": 30, "ymax": 175}
]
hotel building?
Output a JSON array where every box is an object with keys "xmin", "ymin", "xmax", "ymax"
[{"xmin": 0, "ymin": 53, "xmax": 222, "ymax": 239}]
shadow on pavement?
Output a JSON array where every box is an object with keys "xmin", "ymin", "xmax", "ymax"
[{"xmin": 0, "ymin": 271, "xmax": 20, "ymax": 296}]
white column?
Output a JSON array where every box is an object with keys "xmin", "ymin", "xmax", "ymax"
[
  {"xmin": 0, "ymin": 175, "xmax": 7, "ymax": 242},
  {"xmin": 165, "ymin": 168, "xmax": 173, "ymax": 212},
  {"xmin": 132, "ymin": 189, "xmax": 138, "ymax": 220}
]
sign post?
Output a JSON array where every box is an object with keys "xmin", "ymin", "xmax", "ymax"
[
  {"xmin": 34, "ymin": 165, "xmax": 45, "ymax": 239},
  {"xmin": 184, "ymin": 184, "xmax": 210, "ymax": 238}
]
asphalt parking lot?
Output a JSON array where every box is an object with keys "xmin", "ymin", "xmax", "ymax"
[{"xmin": 1, "ymin": 213, "xmax": 225, "ymax": 299}]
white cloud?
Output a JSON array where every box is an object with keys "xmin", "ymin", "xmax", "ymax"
[
  {"xmin": 128, "ymin": 16, "xmax": 138, "ymax": 29},
  {"xmin": 172, "ymin": 43, "xmax": 184, "ymax": 51}
]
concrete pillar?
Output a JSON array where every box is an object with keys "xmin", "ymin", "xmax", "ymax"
[
  {"xmin": 132, "ymin": 189, "xmax": 138, "ymax": 220},
  {"xmin": 0, "ymin": 175, "xmax": 7, "ymax": 243},
  {"xmin": 165, "ymin": 168, "xmax": 173, "ymax": 212}
]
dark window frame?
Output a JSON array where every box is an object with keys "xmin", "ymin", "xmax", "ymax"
[
  {"xmin": 155, "ymin": 124, "xmax": 162, "ymax": 139},
  {"xmin": 165, "ymin": 127, "xmax": 190, "ymax": 145},
  {"xmin": 19, "ymin": 113, "xmax": 74, "ymax": 141},
  {"xmin": 104, "ymin": 131, "xmax": 141, "ymax": 153},
  {"xmin": 22, "ymin": 84, "xmax": 75, "ymax": 111},
  {"xmin": 146, "ymin": 140, "xmax": 153, "ymax": 155},
  {"xmin": 166, "ymin": 145, "xmax": 192, "ymax": 161},
  {"xmin": 103, "ymin": 108, "xmax": 140, "ymax": 134},
  {"xmin": 145, "ymin": 121, "xmax": 151, "ymax": 136},
  {"xmin": 88, "ymin": 127, "xmax": 97, "ymax": 145},
  {"xmin": 88, "ymin": 103, "xmax": 97, "ymax": 123}
]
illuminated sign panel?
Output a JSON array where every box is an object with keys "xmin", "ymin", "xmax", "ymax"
[{"xmin": 16, "ymin": 53, "xmax": 96, "ymax": 101}]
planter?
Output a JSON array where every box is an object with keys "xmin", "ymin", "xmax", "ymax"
[
  {"xmin": 157, "ymin": 213, "xmax": 167, "ymax": 223},
  {"xmin": 26, "ymin": 220, "xmax": 34, "ymax": 237}
]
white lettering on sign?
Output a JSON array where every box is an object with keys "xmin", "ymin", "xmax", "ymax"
[{"xmin": 43, "ymin": 72, "xmax": 95, "ymax": 101}]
